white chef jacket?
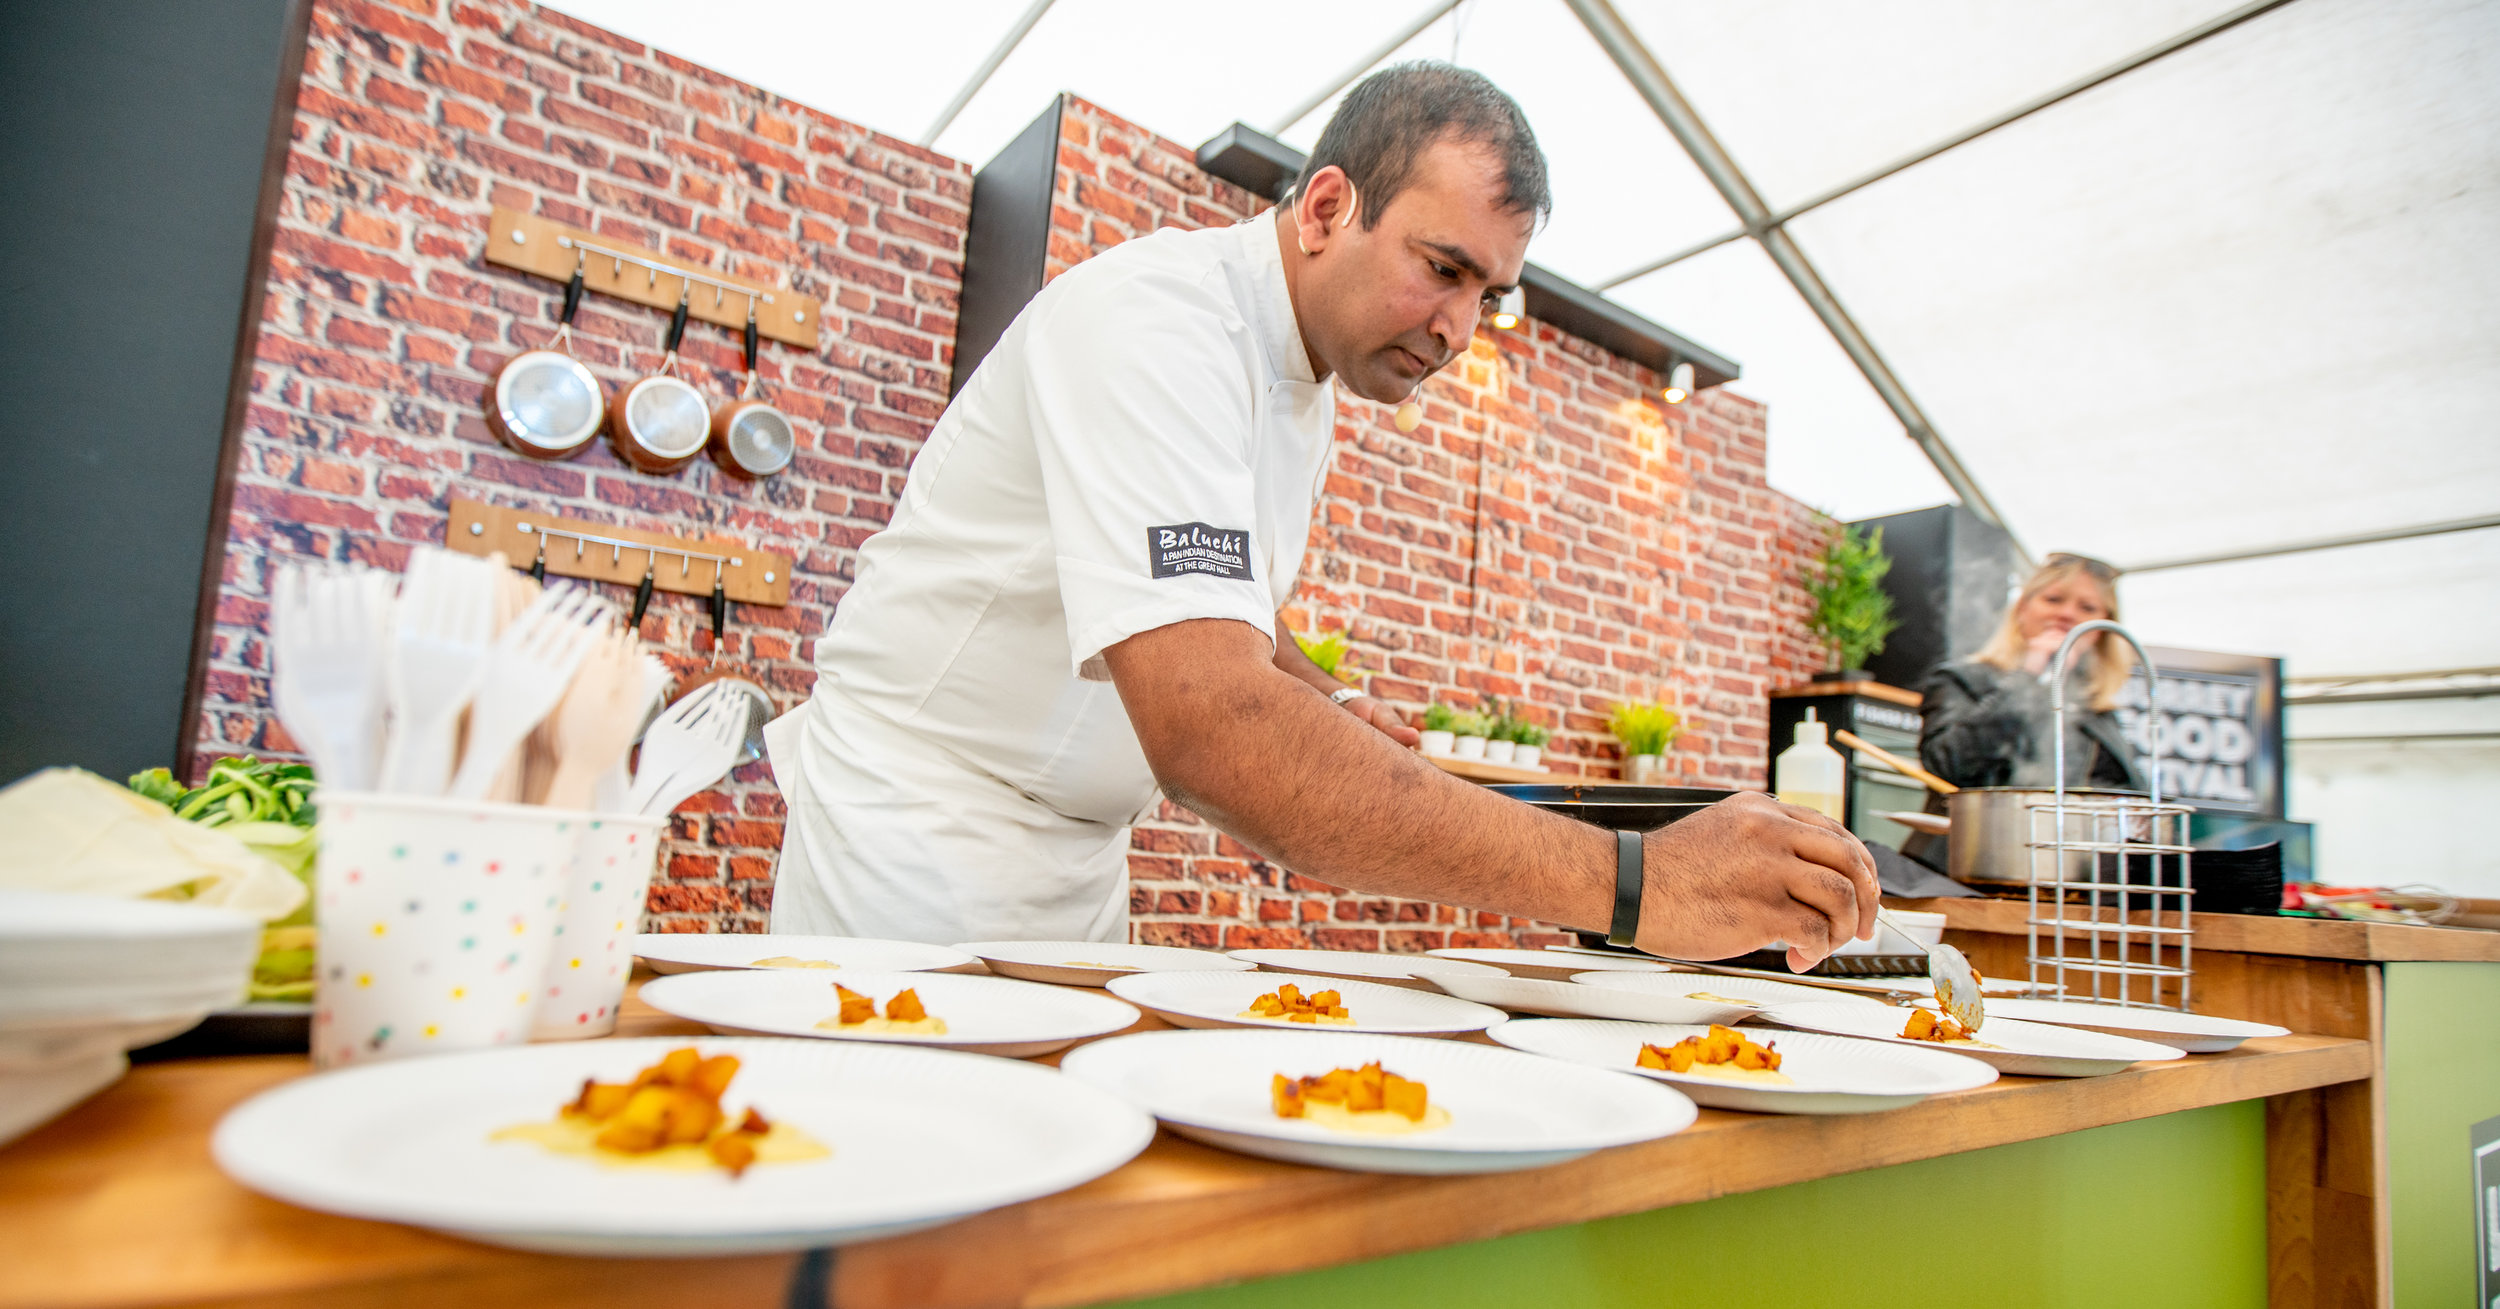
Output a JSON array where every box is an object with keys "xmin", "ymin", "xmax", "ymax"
[{"xmin": 767, "ymin": 216, "xmax": 1336, "ymax": 944}]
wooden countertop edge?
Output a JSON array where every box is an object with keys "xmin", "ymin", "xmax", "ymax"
[
  {"xmin": 1896, "ymin": 895, "xmax": 2500, "ymax": 962},
  {"xmin": 0, "ymin": 1036, "xmax": 2370, "ymax": 1309}
]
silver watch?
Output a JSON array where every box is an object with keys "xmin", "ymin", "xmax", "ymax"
[{"xmin": 1328, "ymin": 687, "xmax": 1367, "ymax": 706}]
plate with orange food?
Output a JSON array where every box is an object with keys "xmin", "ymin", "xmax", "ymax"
[
  {"xmin": 1486, "ymin": 1018, "xmax": 1999, "ymax": 1114},
  {"xmin": 1105, "ymin": 972, "xmax": 1506, "ymax": 1037},
  {"xmin": 1227, "ymin": 948, "xmax": 1507, "ymax": 991},
  {"xmin": 637, "ymin": 970, "xmax": 1141, "ymax": 1058},
  {"xmin": 210, "ymin": 1037, "xmax": 1154, "ymax": 1255},
  {"xmin": 1765, "ymin": 1001, "xmax": 2188, "ymax": 1077},
  {"xmin": 1060, "ymin": 1028, "xmax": 1695, "ymax": 1174}
]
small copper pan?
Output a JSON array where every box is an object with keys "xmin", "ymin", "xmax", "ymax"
[
  {"xmin": 606, "ymin": 288, "xmax": 709, "ymax": 473},
  {"xmin": 486, "ymin": 263, "xmax": 605, "ymax": 459},
  {"xmin": 708, "ymin": 305, "xmax": 795, "ymax": 478}
]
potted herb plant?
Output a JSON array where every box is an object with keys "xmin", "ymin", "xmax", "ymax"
[
  {"xmin": 1510, "ymin": 720, "xmax": 1551, "ymax": 770},
  {"xmin": 1293, "ymin": 629, "xmax": 1357, "ymax": 684},
  {"xmin": 1480, "ymin": 699, "xmax": 1519, "ymax": 765},
  {"xmin": 1799, "ymin": 519, "xmax": 1900, "ymax": 682},
  {"xmin": 1419, "ymin": 703, "xmax": 1458, "ymax": 757},
  {"xmin": 1448, "ymin": 710, "xmax": 1494, "ymax": 760},
  {"xmin": 1608, "ymin": 701, "xmax": 1682, "ymax": 784}
]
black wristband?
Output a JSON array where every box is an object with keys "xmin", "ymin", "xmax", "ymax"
[{"xmin": 1606, "ymin": 829, "xmax": 1643, "ymax": 948}]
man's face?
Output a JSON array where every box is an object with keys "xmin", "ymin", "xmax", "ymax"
[{"xmin": 1294, "ymin": 142, "xmax": 1535, "ymax": 404}]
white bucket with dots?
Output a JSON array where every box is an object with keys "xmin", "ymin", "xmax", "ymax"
[
  {"xmin": 310, "ymin": 794, "xmax": 585, "ymax": 1070},
  {"xmin": 531, "ymin": 813, "xmax": 668, "ymax": 1041}
]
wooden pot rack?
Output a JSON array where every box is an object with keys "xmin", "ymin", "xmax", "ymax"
[
  {"xmin": 481, "ymin": 207, "xmax": 820, "ymax": 350},
  {"xmin": 445, "ymin": 498, "xmax": 790, "ymax": 607}
]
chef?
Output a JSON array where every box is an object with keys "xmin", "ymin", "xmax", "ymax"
[{"xmin": 768, "ymin": 63, "xmax": 1878, "ymax": 965}]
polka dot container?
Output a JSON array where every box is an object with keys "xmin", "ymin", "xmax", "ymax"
[
  {"xmin": 530, "ymin": 813, "xmax": 668, "ymax": 1041},
  {"xmin": 310, "ymin": 793, "xmax": 585, "ymax": 1070}
]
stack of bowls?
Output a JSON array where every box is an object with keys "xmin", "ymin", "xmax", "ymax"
[{"xmin": 0, "ymin": 889, "xmax": 260, "ymax": 1144}]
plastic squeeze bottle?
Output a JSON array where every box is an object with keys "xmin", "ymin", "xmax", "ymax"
[{"xmin": 1774, "ymin": 708, "xmax": 1847, "ymax": 822}]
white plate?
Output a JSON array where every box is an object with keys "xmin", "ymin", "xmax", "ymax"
[
  {"xmin": 1570, "ymin": 970, "xmax": 1887, "ymax": 1012},
  {"xmin": 1424, "ymin": 947, "xmax": 1675, "ymax": 982},
  {"xmin": 1488, "ymin": 1018, "xmax": 1998, "ymax": 1115},
  {"xmin": 1061, "ymin": 1028, "xmax": 1694, "ymax": 1174},
  {"xmin": 1676, "ymin": 962, "xmax": 2047, "ymax": 997},
  {"xmin": 1228, "ymin": 949, "xmax": 1506, "ymax": 991},
  {"xmin": 1107, "ymin": 972, "xmax": 1505, "ymax": 1037},
  {"xmin": 1918, "ymin": 997, "xmax": 2289, "ymax": 1054},
  {"xmin": 954, "ymin": 941, "xmax": 1254, "ymax": 988},
  {"xmin": 1766, "ymin": 1002, "xmax": 2188, "ymax": 1078},
  {"xmin": 0, "ymin": 890, "xmax": 258, "ymax": 1028},
  {"xmin": 630, "ymin": 934, "xmax": 976, "ymax": 976},
  {"xmin": 638, "ymin": 970, "xmax": 1140, "ymax": 1059},
  {"xmin": 1422, "ymin": 972, "xmax": 1761, "ymax": 1026},
  {"xmin": 212, "ymin": 1036, "xmax": 1154, "ymax": 1255}
]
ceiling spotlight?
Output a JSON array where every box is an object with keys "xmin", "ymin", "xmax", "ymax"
[
  {"xmin": 1661, "ymin": 360, "xmax": 1695, "ymax": 404},
  {"xmin": 1490, "ymin": 287, "xmax": 1524, "ymax": 331}
]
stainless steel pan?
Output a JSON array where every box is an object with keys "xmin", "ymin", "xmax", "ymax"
[
  {"xmin": 708, "ymin": 307, "xmax": 795, "ymax": 478},
  {"xmin": 487, "ymin": 264, "xmax": 604, "ymax": 459},
  {"xmin": 1946, "ymin": 786, "xmax": 2145, "ymax": 884},
  {"xmin": 607, "ymin": 288, "xmax": 708, "ymax": 473}
]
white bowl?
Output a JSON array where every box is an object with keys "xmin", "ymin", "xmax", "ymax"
[
  {"xmin": 952, "ymin": 941, "xmax": 1253, "ymax": 988},
  {"xmin": 1108, "ymin": 971, "xmax": 1505, "ymax": 1037},
  {"xmin": 638, "ymin": 969, "xmax": 1141, "ymax": 1059},
  {"xmin": 1061, "ymin": 1028, "xmax": 1695, "ymax": 1174},
  {"xmin": 1488, "ymin": 1017, "xmax": 1999, "ymax": 1115}
]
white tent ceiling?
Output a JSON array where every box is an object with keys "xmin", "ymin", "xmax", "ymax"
[{"xmin": 552, "ymin": 0, "xmax": 2499, "ymax": 679}]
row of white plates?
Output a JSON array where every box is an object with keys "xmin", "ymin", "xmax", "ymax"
[{"xmin": 209, "ymin": 934, "xmax": 2291, "ymax": 1257}]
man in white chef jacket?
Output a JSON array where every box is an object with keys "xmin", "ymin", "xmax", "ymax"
[{"xmin": 769, "ymin": 64, "xmax": 1879, "ymax": 964}]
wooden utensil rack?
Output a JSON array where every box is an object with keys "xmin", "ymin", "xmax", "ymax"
[
  {"xmin": 445, "ymin": 499, "xmax": 791, "ymax": 607},
  {"xmin": 481, "ymin": 207, "xmax": 820, "ymax": 350}
]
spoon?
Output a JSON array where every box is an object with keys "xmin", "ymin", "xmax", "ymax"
[{"xmin": 1877, "ymin": 906, "xmax": 1985, "ymax": 1032}]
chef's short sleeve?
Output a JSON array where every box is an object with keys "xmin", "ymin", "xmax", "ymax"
[{"xmin": 1021, "ymin": 260, "xmax": 1276, "ymax": 676}]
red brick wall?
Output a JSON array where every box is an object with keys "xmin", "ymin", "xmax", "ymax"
[
  {"xmin": 197, "ymin": 13, "xmax": 1823, "ymax": 949},
  {"xmin": 1047, "ymin": 99, "xmax": 1829, "ymax": 951},
  {"xmin": 195, "ymin": 0, "xmax": 971, "ymax": 932}
]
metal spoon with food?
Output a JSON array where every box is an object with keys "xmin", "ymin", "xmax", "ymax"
[{"xmin": 1875, "ymin": 906, "xmax": 1985, "ymax": 1032}]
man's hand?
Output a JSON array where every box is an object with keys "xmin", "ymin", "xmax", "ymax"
[
  {"xmin": 1634, "ymin": 792, "xmax": 1879, "ymax": 972},
  {"xmin": 1341, "ymin": 695, "xmax": 1421, "ymax": 747}
]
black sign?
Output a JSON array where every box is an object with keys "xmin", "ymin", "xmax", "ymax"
[
  {"xmin": 1148, "ymin": 523, "xmax": 1252, "ymax": 581},
  {"xmin": 2115, "ymin": 646, "xmax": 2285, "ymax": 818}
]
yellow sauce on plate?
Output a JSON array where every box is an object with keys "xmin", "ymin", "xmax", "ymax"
[
  {"xmin": 1683, "ymin": 992, "xmax": 1763, "ymax": 1008},
  {"xmin": 1300, "ymin": 1101, "xmax": 1453, "ymax": 1135},
  {"xmin": 814, "ymin": 1015, "xmax": 950, "ymax": 1036},
  {"xmin": 490, "ymin": 1117, "xmax": 831, "ymax": 1170},
  {"xmin": 749, "ymin": 956, "xmax": 838, "ymax": 970}
]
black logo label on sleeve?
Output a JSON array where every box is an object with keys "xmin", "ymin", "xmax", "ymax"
[{"xmin": 1148, "ymin": 523, "xmax": 1254, "ymax": 581}]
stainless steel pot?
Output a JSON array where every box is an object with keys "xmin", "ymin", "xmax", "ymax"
[{"xmin": 1946, "ymin": 786, "xmax": 2145, "ymax": 884}]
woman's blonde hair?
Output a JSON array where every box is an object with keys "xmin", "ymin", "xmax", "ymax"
[{"xmin": 1972, "ymin": 556, "xmax": 2132, "ymax": 711}]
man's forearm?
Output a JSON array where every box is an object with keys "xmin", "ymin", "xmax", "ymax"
[{"xmin": 1110, "ymin": 619, "xmax": 1613, "ymax": 931}]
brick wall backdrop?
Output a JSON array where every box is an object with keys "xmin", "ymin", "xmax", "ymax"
[
  {"xmin": 194, "ymin": 0, "xmax": 971, "ymax": 932},
  {"xmin": 1044, "ymin": 99, "xmax": 1830, "ymax": 951},
  {"xmin": 196, "ymin": 11, "xmax": 1827, "ymax": 948}
]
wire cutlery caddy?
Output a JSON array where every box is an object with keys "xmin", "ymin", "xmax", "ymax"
[{"xmin": 2025, "ymin": 622, "xmax": 2196, "ymax": 1010}]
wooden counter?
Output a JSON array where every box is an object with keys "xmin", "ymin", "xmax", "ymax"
[
  {"xmin": 0, "ymin": 979, "xmax": 2370, "ymax": 1309},
  {"xmin": 1895, "ymin": 896, "xmax": 2500, "ymax": 1308}
]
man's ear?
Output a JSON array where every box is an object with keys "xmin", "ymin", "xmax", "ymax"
[{"xmin": 1295, "ymin": 166, "xmax": 1356, "ymax": 253}]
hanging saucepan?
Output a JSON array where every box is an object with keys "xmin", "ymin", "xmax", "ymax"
[
  {"xmin": 607, "ymin": 287, "xmax": 709, "ymax": 473},
  {"xmin": 487, "ymin": 261, "xmax": 605, "ymax": 459},
  {"xmin": 708, "ymin": 303, "xmax": 795, "ymax": 479}
]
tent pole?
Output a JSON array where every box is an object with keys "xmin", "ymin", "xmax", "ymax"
[
  {"xmin": 1561, "ymin": 0, "xmax": 2017, "ymax": 542},
  {"xmin": 919, "ymin": 0, "xmax": 1059, "ymax": 147},
  {"xmin": 1267, "ymin": 0, "xmax": 1469, "ymax": 137},
  {"xmin": 2121, "ymin": 513, "xmax": 2500, "ymax": 574}
]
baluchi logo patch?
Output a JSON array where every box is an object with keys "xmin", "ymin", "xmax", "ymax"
[{"xmin": 1148, "ymin": 523, "xmax": 1252, "ymax": 581}]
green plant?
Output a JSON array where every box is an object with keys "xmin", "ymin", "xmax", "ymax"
[
  {"xmin": 1510, "ymin": 721, "xmax": 1551, "ymax": 748},
  {"xmin": 1422, "ymin": 703, "xmax": 1459, "ymax": 732},
  {"xmin": 1608, "ymin": 702, "xmax": 1682, "ymax": 756},
  {"xmin": 1293, "ymin": 629, "xmax": 1355, "ymax": 680},
  {"xmin": 1799, "ymin": 519, "xmax": 1900, "ymax": 672},
  {"xmin": 1448, "ymin": 711, "xmax": 1495, "ymax": 738}
]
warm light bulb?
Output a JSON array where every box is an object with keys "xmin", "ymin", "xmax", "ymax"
[
  {"xmin": 1490, "ymin": 287, "xmax": 1525, "ymax": 332},
  {"xmin": 1662, "ymin": 361, "xmax": 1696, "ymax": 405}
]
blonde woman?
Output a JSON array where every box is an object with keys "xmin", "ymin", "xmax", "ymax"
[{"xmin": 1918, "ymin": 554, "xmax": 2149, "ymax": 791}]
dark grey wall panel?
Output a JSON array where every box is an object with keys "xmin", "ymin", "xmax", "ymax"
[
  {"xmin": 948, "ymin": 96, "xmax": 1063, "ymax": 399},
  {"xmin": 0, "ymin": 0, "xmax": 309, "ymax": 784}
]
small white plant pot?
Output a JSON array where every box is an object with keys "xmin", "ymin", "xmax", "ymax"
[
  {"xmin": 1419, "ymin": 730, "xmax": 1455, "ymax": 757},
  {"xmin": 1484, "ymin": 740, "xmax": 1518, "ymax": 764},
  {"xmin": 1514, "ymin": 745, "xmax": 1542, "ymax": 769},
  {"xmin": 1452, "ymin": 734, "xmax": 1489, "ymax": 760}
]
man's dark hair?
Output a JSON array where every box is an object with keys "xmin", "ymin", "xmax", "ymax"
[{"xmin": 1294, "ymin": 62, "xmax": 1550, "ymax": 229}]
